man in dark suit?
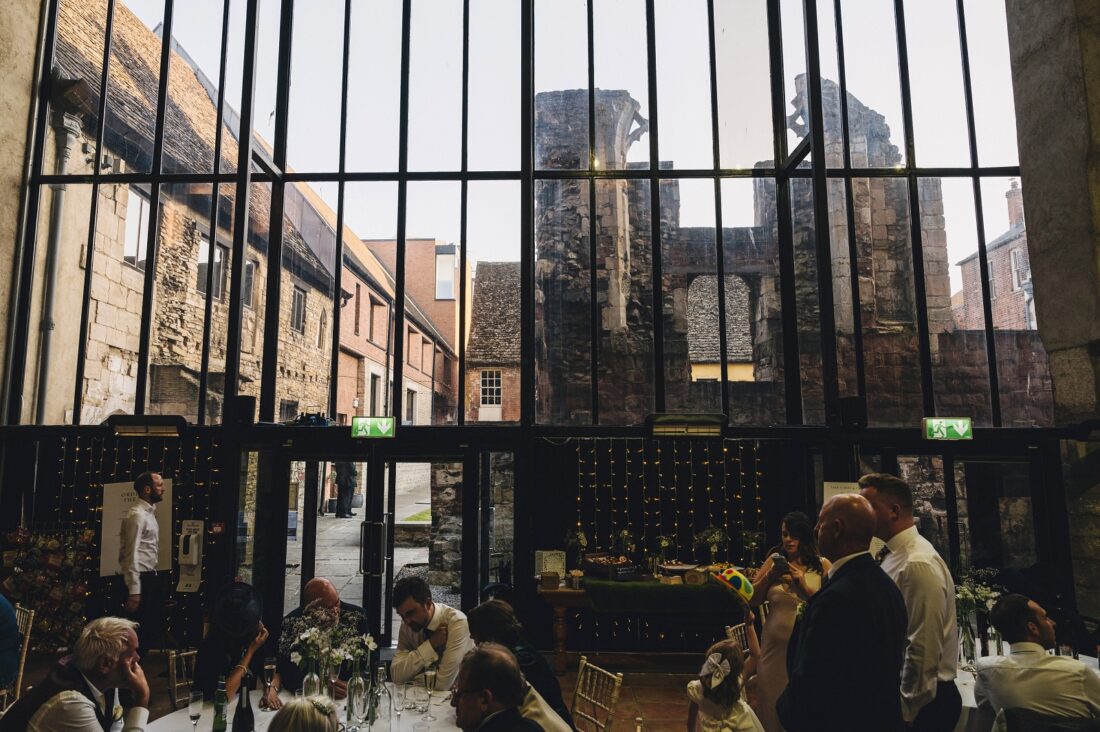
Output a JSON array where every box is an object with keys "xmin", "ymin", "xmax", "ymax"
[
  {"xmin": 777, "ymin": 494, "xmax": 908, "ymax": 732},
  {"xmin": 451, "ymin": 643, "xmax": 543, "ymax": 732},
  {"xmin": 277, "ymin": 577, "xmax": 368, "ymax": 697}
]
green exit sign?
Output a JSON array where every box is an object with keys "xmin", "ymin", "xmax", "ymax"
[
  {"xmin": 351, "ymin": 416, "xmax": 395, "ymax": 438},
  {"xmin": 922, "ymin": 417, "xmax": 973, "ymax": 441}
]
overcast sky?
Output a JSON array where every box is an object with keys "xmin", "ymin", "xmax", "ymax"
[{"xmin": 125, "ymin": 0, "xmax": 1020, "ymax": 296}]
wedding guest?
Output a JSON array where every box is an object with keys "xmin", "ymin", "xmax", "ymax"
[
  {"xmin": 976, "ymin": 593, "xmax": 1100, "ymax": 722},
  {"xmin": 749, "ymin": 511, "xmax": 829, "ymax": 731},
  {"xmin": 194, "ymin": 581, "xmax": 281, "ymax": 709},
  {"xmin": 450, "ymin": 644, "xmax": 542, "ymax": 732},
  {"xmin": 268, "ymin": 695, "xmax": 339, "ymax": 732},
  {"xmin": 687, "ymin": 638, "xmax": 765, "ymax": 732},
  {"xmin": 776, "ymin": 494, "xmax": 907, "ymax": 732},
  {"xmin": 278, "ymin": 577, "xmax": 367, "ymax": 698},
  {"xmin": 0, "ymin": 616, "xmax": 149, "ymax": 732},
  {"xmin": 860, "ymin": 473, "xmax": 960, "ymax": 732},
  {"xmin": 0, "ymin": 593, "xmax": 20, "ymax": 688},
  {"xmin": 118, "ymin": 471, "xmax": 165, "ymax": 657},
  {"xmin": 468, "ymin": 599, "xmax": 572, "ymax": 728},
  {"xmin": 391, "ymin": 575, "xmax": 474, "ymax": 690}
]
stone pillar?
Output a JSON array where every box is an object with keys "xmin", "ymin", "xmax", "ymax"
[{"xmin": 1006, "ymin": 0, "xmax": 1100, "ymax": 423}]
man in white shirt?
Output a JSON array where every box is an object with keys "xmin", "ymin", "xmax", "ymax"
[
  {"xmin": 860, "ymin": 472, "xmax": 960, "ymax": 731},
  {"xmin": 119, "ymin": 472, "xmax": 164, "ymax": 657},
  {"xmin": 0, "ymin": 616, "xmax": 150, "ymax": 732},
  {"xmin": 976, "ymin": 593, "xmax": 1100, "ymax": 724},
  {"xmin": 391, "ymin": 576, "xmax": 475, "ymax": 690}
]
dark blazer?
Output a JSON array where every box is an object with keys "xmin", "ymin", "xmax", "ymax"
[
  {"xmin": 511, "ymin": 641, "xmax": 573, "ymax": 727},
  {"xmin": 478, "ymin": 706, "xmax": 544, "ymax": 732},
  {"xmin": 277, "ymin": 600, "xmax": 369, "ymax": 693},
  {"xmin": 776, "ymin": 552, "xmax": 908, "ymax": 732}
]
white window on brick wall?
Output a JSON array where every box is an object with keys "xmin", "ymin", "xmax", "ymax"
[
  {"xmin": 123, "ymin": 187, "xmax": 150, "ymax": 271},
  {"xmin": 481, "ymin": 370, "xmax": 502, "ymax": 406},
  {"xmin": 291, "ymin": 286, "xmax": 307, "ymax": 333},
  {"xmin": 405, "ymin": 388, "xmax": 416, "ymax": 425},
  {"xmin": 988, "ymin": 267, "xmax": 997, "ymax": 300},
  {"xmin": 196, "ymin": 235, "xmax": 228, "ymax": 300},
  {"xmin": 1011, "ymin": 248, "xmax": 1031, "ymax": 289}
]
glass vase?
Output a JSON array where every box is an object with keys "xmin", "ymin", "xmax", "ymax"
[
  {"xmin": 302, "ymin": 659, "xmax": 323, "ymax": 697},
  {"xmin": 346, "ymin": 660, "xmax": 370, "ymax": 731},
  {"xmin": 959, "ymin": 616, "xmax": 977, "ymax": 671}
]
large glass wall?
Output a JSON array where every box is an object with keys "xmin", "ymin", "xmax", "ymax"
[{"xmin": 8, "ymin": 0, "xmax": 1046, "ymax": 431}]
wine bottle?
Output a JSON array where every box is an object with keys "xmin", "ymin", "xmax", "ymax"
[
  {"xmin": 235, "ymin": 673, "xmax": 255, "ymax": 732},
  {"xmin": 211, "ymin": 676, "xmax": 228, "ymax": 732}
]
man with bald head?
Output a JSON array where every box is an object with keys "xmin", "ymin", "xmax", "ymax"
[
  {"xmin": 278, "ymin": 577, "xmax": 368, "ymax": 696},
  {"xmin": 776, "ymin": 495, "xmax": 908, "ymax": 732}
]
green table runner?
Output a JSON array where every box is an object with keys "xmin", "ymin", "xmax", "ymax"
[{"xmin": 581, "ymin": 577, "xmax": 745, "ymax": 618}]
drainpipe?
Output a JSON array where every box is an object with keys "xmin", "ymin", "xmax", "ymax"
[{"xmin": 34, "ymin": 110, "xmax": 82, "ymax": 424}]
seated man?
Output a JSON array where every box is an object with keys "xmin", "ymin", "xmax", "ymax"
[
  {"xmin": 391, "ymin": 576, "xmax": 474, "ymax": 690},
  {"xmin": 450, "ymin": 643, "xmax": 542, "ymax": 732},
  {"xmin": 278, "ymin": 577, "xmax": 368, "ymax": 697},
  {"xmin": 976, "ymin": 593, "xmax": 1100, "ymax": 724},
  {"xmin": 0, "ymin": 616, "xmax": 149, "ymax": 732}
]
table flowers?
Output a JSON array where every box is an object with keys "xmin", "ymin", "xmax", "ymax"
[
  {"xmin": 279, "ymin": 600, "xmax": 376, "ymax": 697},
  {"xmin": 955, "ymin": 568, "xmax": 1001, "ymax": 670},
  {"xmin": 694, "ymin": 525, "xmax": 729, "ymax": 565}
]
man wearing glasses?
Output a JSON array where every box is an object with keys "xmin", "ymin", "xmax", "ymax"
[{"xmin": 450, "ymin": 644, "xmax": 542, "ymax": 732}]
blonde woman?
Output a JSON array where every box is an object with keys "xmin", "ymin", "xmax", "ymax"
[{"xmin": 267, "ymin": 696, "xmax": 339, "ymax": 732}]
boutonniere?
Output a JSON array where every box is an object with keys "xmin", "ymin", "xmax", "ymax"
[
  {"xmin": 795, "ymin": 601, "xmax": 807, "ymax": 620},
  {"xmin": 112, "ymin": 704, "xmax": 123, "ymax": 721}
]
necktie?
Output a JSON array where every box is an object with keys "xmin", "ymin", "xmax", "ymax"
[{"xmin": 875, "ymin": 545, "xmax": 891, "ymax": 564}]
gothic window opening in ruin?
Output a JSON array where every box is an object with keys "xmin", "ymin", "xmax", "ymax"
[
  {"xmin": 318, "ymin": 309, "xmax": 327, "ymax": 349},
  {"xmin": 291, "ymin": 286, "xmax": 307, "ymax": 334},
  {"xmin": 123, "ymin": 187, "xmax": 150, "ymax": 272},
  {"xmin": 243, "ymin": 260, "xmax": 257, "ymax": 309}
]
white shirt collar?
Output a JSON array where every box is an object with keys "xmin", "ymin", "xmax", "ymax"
[
  {"xmin": 79, "ymin": 672, "xmax": 106, "ymax": 714},
  {"xmin": 1008, "ymin": 641, "xmax": 1048, "ymax": 655},
  {"xmin": 827, "ymin": 551, "xmax": 869, "ymax": 579},
  {"xmin": 885, "ymin": 524, "xmax": 919, "ymax": 553}
]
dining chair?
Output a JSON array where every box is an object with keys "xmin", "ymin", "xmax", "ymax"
[
  {"xmin": 166, "ymin": 649, "xmax": 198, "ymax": 710},
  {"xmin": 12, "ymin": 604, "xmax": 33, "ymax": 701},
  {"xmin": 570, "ymin": 655, "xmax": 623, "ymax": 732},
  {"xmin": 758, "ymin": 601, "xmax": 771, "ymax": 625},
  {"xmin": 725, "ymin": 622, "xmax": 749, "ymax": 650}
]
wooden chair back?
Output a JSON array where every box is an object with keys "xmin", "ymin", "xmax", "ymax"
[
  {"xmin": 570, "ymin": 655, "xmax": 624, "ymax": 732},
  {"xmin": 12, "ymin": 604, "xmax": 33, "ymax": 700},
  {"xmin": 725, "ymin": 622, "xmax": 749, "ymax": 650},
  {"xmin": 166, "ymin": 649, "xmax": 198, "ymax": 710}
]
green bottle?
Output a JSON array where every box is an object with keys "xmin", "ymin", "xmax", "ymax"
[{"xmin": 212, "ymin": 675, "xmax": 228, "ymax": 732}]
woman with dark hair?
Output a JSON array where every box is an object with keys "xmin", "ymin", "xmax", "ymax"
[
  {"xmin": 749, "ymin": 511, "xmax": 830, "ymax": 732},
  {"xmin": 466, "ymin": 599, "xmax": 573, "ymax": 729}
]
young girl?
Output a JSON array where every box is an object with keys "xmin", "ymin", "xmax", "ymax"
[{"xmin": 687, "ymin": 611, "xmax": 765, "ymax": 732}]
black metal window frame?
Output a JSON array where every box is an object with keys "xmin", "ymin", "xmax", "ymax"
[{"xmin": 4, "ymin": 0, "xmax": 1027, "ymax": 431}]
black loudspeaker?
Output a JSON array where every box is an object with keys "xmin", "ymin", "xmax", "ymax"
[
  {"xmin": 839, "ymin": 396, "xmax": 867, "ymax": 429},
  {"xmin": 231, "ymin": 395, "xmax": 256, "ymax": 426}
]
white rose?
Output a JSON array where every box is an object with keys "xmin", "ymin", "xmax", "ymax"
[{"xmin": 291, "ymin": 652, "xmax": 302, "ymax": 665}]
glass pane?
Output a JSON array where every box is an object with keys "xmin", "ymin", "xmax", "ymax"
[
  {"xmin": 275, "ymin": 182, "xmax": 338, "ymax": 419},
  {"xmin": 535, "ymin": 179, "xmax": 592, "ymax": 424},
  {"xmin": 408, "ymin": 0, "xmax": 462, "ymax": 171},
  {"xmin": 466, "ymin": 181, "xmax": 521, "ymax": 424},
  {"xmin": 201, "ymin": 184, "xmax": 238, "ymax": 424},
  {"xmin": 346, "ymin": 0, "xmax": 402, "ymax": 172},
  {"xmin": 594, "ymin": 0, "xmax": 650, "ymax": 170},
  {"xmin": 238, "ymin": 450, "xmax": 263, "ymax": 586},
  {"xmin": 923, "ymin": 177, "xmax": 993, "ymax": 424},
  {"xmin": 654, "ymin": 0, "xmax": 713, "ymax": 169},
  {"xmin": 839, "ymin": 0, "xmax": 907, "ymax": 167},
  {"xmin": 662, "ymin": 178, "xmax": 721, "ymax": 413},
  {"xmin": 597, "ymin": 178, "xmax": 654, "ymax": 423},
  {"xmin": 535, "ymin": 0, "xmax": 589, "ymax": 171},
  {"xmin": 962, "ymin": 0, "xmax": 1018, "ymax": 167},
  {"xmin": 825, "ymin": 180, "xmax": 858, "ymax": 397},
  {"xmin": 219, "ymin": 0, "xmax": 247, "ymax": 174},
  {"xmin": 146, "ymin": 183, "xmax": 215, "ymax": 421},
  {"xmin": 22, "ymin": 184, "xmax": 94, "ymax": 424},
  {"xmin": 286, "ymin": 0, "xmax": 344, "ymax": 173},
  {"xmin": 399, "ymin": 182, "xmax": 461, "ymax": 425},
  {"xmin": 905, "ymin": 0, "xmax": 969, "ymax": 167},
  {"xmin": 780, "ymin": 0, "xmax": 808, "ymax": 155},
  {"xmin": 897, "ymin": 455, "xmax": 952, "ymax": 567},
  {"xmin": 713, "ymin": 0, "xmax": 774, "ymax": 170},
  {"xmin": 851, "ymin": 177, "xmax": 923, "ymax": 426},
  {"xmin": 979, "ymin": 177, "xmax": 1053, "ymax": 426},
  {"xmin": 49, "ymin": 0, "xmax": 108, "ymax": 177},
  {"xmin": 316, "ymin": 460, "xmax": 367, "ymax": 605},
  {"xmin": 815, "ymin": 0, "xmax": 845, "ymax": 169},
  {"xmin": 469, "ymin": 0, "xmax": 520, "ymax": 171},
  {"xmin": 790, "ymin": 178, "xmax": 824, "ymax": 424},
  {"xmin": 101, "ymin": 1, "xmax": 165, "ymax": 174},
  {"xmin": 82, "ymin": 184, "xmax": 150, "ymax": 423},
  {"xmin": 162, "ymin": 0, "xmax": 227, "ymax": 174},
  {"xmin": 487, "ymin": 452, "xmax": 515, "ymax": 586},
  {"xmin": 344, "ymin": 182, "xmax": 399, "ymax": 419},
  {"xmin": 722, "ymin": 178, "xmax": 786, "ymax": 424},
  {"xmin": 955, "ymin": 460, "xmax": 1036, "ymax": 573},
  {"xmin": 251, "ymin": 0, "xmax": 281, "ymax": 150}
]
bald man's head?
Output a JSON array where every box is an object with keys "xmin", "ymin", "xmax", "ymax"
[
  {"xmin": 815, "ymin": 494, "xmax": 875, "ymax": 561},
  {"xmin": 302, "ymin": 577, "xmax": 340, "ymax": 610}
]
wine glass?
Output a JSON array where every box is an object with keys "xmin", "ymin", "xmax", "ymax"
[
  {"xmin": 347, "ymin": 674, "xmax": 370, "ymax": 732},
  {"xmin": 188, "ymin": 691, "xmax": 203, "ymax": 731},
  {"xmin": 263, "ymin": 657, "xmax": 277, "ymax": 707},
  {"xmin": 423, "ymin": 666, "xmax": 437, "ymax": 722}
]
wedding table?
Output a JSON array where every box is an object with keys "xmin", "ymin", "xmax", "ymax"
[{"xmin": 146, "ymin": 687, "xmax": 461, "ymax": 732}]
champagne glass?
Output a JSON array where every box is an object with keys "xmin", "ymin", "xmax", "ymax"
[
  {"xmin": 263, "ymin": 657, "xmax": 277, "ymax": 706},
  {"xmin": 423, "ymin": 667, "xmax": 437, "ymax": 722},
  {"xmin": 188, "ymin": 691, "xmax": 203, "ymax": 731}
]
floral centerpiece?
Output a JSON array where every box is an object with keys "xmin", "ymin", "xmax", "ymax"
[
  {"xmin": 655, "ymin": 534, "xmax": 676, "ymax": 565},
  {"xmin": 614, "ymin": 529, "xmax": 636, "ymax": 559},
  {"xmin": 955, "ymin": 568, "xmax": 1001, "ymax": 669},
  {"xmin": 742, "ymin": 530, "xmax": 766, "ymax": 571},
  {"xmin": 279, "ymin": 600, "xmax": 375, "ymax": 695},
  {"xmin": 565, "ymin": 527, "xmax": 589, "ymax": 570},
  {"xmin": 694, "ymin": 526, "xmax": 730, "ymax": 566}
]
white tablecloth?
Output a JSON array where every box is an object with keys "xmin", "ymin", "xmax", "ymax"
[{"xmin": 147, "ymin": 687, "xmax": 461, "ymax": 732}]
